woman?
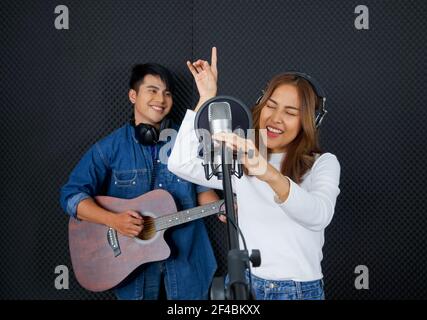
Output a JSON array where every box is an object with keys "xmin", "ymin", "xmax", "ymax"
[{"xmin": 168, "ymin": 47, "xmax": 341, "ymax": 300}]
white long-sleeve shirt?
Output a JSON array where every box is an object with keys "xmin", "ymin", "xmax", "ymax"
[{"xmin": 168, "ymin": 109, "xmax": 341, "ymax": 281}]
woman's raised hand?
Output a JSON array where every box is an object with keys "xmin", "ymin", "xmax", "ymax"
[{"xmin": 187, "ymin": 47, "xmax": 218, "ymax": 111}]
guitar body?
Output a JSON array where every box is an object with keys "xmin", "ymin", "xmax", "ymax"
[{"xmin": 68, "ymin": 189, "xmax": 177, "ymax": 292}]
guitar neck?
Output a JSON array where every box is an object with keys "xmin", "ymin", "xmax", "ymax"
[{"xmin": 154, "ymin": 200, "xmax": 224, "ymax": 231}]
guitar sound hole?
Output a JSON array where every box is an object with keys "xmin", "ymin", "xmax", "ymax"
[{"xmin": 137, "ymin": 216, "xmax": 156, "ymax": 240}]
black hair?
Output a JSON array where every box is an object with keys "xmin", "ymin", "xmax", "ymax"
[{"xmin": 129, "ymin": 63, "xmax": 175, "ymax": 94}]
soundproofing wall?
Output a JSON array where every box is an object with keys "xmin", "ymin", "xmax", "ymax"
[{"xmin": 1, "ymin": 0, "xmax": 426, "ymax": 299}]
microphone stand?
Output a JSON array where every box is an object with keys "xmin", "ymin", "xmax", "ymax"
[
  {"xmin": 208, "ymin": 142, "xmax": 260, "ymax": 300},
  {"xmin": 221, "ymin": 142, "xmax": 248, "ymax": 299},
  {"xmin": 195, "ymin": 95, "xmax": 260, "ymax": 300}
]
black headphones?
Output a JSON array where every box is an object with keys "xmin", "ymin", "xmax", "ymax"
[
  {"xmin": 133, "ymin": 117, "xmax": 171, "ymax": 145},
  {"xmin": 256, "ymin": 71, "xmax": 328, "ymax": 128}
]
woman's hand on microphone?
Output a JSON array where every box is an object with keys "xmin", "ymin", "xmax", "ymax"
[
  {"xmin": 213, "ymin": 132, "xmax": 291, "ymax": 203},
  {"xmin": 212, "ymin": 132, "xmax": 276, "ymax": 182},
  {"xmin": 187, "ymin": 47, "xmax": 218, "ymax": 112}
]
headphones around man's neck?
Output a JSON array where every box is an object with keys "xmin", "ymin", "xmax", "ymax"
[
  {"xmin": 132, "ymin": 117, "xmax": 171, "ymax": 145},
  {"xmin": 256, "ymin": 71, "xmax": 328, "ymax": 129}
]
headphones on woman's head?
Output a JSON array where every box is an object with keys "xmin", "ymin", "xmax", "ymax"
[
  {"xmin": 256, "ymin": 71, "xmax": 328, "ymax": 128},
  {"xmin": 133, "ymin": 117, "xmax": 171, "ymax": 145}
]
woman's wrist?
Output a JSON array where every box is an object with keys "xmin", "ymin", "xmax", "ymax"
[
  {"xmin": 195, "ymin": 95, "xmax": 216, "ymax": 112},
  {"xmin": 264, "ymin": 167, "xmax": 291, "ymax": 203},
  {"xmin": 261, "ymin": 164, "xmax": 279, "ymax": 183},
  {"xmin": 274, "ymin": 176, "xmax": 291, "ymax": 203}
]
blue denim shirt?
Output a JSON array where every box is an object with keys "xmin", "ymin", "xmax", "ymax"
[{"xmin": 59, "ymin": 123, "xmax": 217, "ymax": 299}]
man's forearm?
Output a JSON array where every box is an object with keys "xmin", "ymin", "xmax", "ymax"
[
  {"xmin": 76, "ymin": 198, "xmax": 116, "ymax": 227},
  {"xmin": 197, "ymin": 190, "xmax": 220, "ymax": 205}
]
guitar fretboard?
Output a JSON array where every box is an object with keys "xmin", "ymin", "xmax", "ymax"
[{"xmin": 154, "ymin": 200, "xmax": 224, "ymax": 231}]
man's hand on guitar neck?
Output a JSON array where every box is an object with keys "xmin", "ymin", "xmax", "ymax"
[{"xmin": 76, "ymin": 198, "xmax": 143, "ymax": 238}]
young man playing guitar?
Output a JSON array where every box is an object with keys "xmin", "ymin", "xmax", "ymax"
[{"xmin": 60, "ymin": 63, "xmax": 219, "ymax": 300}]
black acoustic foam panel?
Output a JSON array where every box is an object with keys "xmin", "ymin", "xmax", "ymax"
[{"xmin": 1, "ymin": 0, "xmax": 426, "ymax": 299}]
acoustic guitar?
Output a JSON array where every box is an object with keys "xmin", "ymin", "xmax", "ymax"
[{"xmin": 68, "ymin": 189, "xmax": 224, "ymax": 292}]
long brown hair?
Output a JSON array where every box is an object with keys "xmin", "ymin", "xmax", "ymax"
[{"xmin": 252, "ymin": 73, "xmax": 323, "ymax": 184}]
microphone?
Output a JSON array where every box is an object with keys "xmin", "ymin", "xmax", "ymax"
[
  {"xmin": 208, "ymin": 102, "xmax": 232, "ymax": 178},
  {"xmin": 195, "ymin": 96, "xmax": 253, "ymax": 181}
]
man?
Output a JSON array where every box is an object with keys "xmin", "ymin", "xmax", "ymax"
[{"xmin": 60, "ymin": 63, "xmax": 218, "ymax": 299}]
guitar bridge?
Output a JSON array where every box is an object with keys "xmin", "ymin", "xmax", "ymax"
[{"xmin": 107, "ymin": 228, "xmax": 121, "ymax": 257}]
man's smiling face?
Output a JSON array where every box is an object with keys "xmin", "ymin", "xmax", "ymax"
[{"xmin": 129, "ymin": 74, "xmax": 173, "ymax": 129}]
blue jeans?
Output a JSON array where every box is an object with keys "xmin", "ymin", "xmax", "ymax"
[
  {"xmin": 249, "ymin": 273, "xmax": 325, "ymax": 300},
  {"xmin": 226, "ymin": 272, "xmax": 325, "ymax": 300}
]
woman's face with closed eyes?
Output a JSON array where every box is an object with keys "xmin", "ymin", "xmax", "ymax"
[{"xmin": 259, "ymin": 84, "xmax": 302, "ymax": 153}]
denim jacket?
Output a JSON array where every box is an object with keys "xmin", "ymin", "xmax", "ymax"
[{"xmin": 59, "ymin": 123, "xmax": 217, "ymax": 299}]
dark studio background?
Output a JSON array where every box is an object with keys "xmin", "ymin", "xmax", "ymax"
[{"xmin": 1, "ymin": 0, "xmax": 426, "ymax": 300}]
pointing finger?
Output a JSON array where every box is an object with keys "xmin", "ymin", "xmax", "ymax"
[{"xmin": 211, "ymin": 47, "xmax": 218, "ymax": 76}]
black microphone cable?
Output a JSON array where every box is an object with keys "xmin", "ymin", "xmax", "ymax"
[{"xmin": 217, "ymin": 209, "xmax": 255, "ymax": 299}]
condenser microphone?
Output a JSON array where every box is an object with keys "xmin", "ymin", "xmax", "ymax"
[
  {"xmin": 208, "ymin": 102, "xmax": 232, "ymax": 176},
  {"xmin": 195, "ymin": 96, "xmax": 253, "ymax": 180}
]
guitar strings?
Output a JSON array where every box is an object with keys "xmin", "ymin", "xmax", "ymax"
[{"xmin": 154, "ymin": 201, "xmax": 224, "ymax": 232}]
